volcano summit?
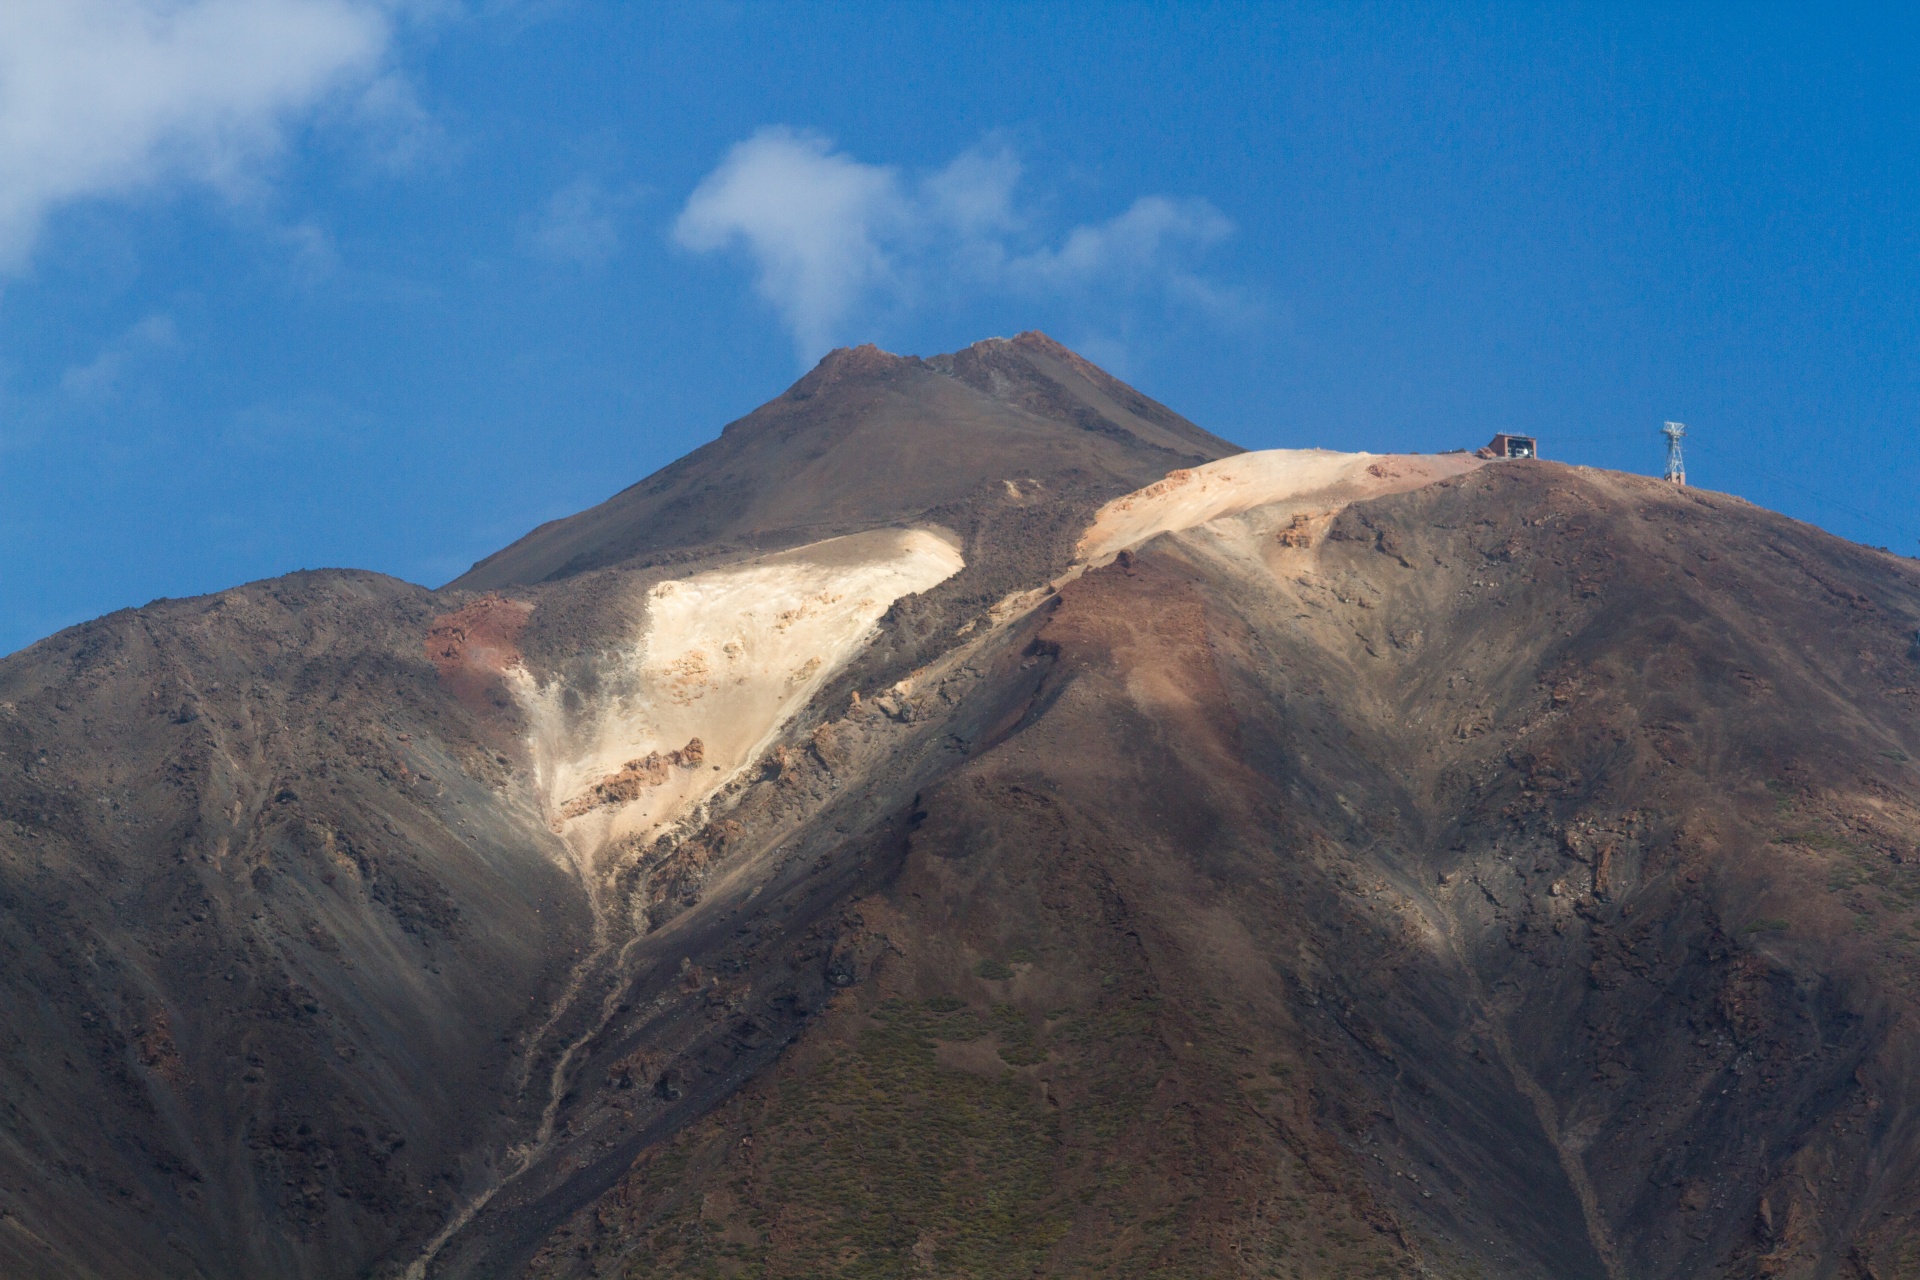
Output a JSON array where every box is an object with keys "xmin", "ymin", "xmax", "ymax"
[{"xmin": 2, "ymin": 334, "xmax": 1919, "ymax": 1280}]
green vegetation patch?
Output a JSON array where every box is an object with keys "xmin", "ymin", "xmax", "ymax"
[
  {"xmin": 1766, "ymin": 778, "xmax": 1796, "ymax": 815},
  {"xmin": 989, "ymin": 1003, "xmax": 1046, "ymax": 1065},
  {"xmin": 1775, "ymin": 826, "xmax": 1860, "ymax": 855}
]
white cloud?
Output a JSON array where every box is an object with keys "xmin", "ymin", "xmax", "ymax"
[
  {"xmin": 675, "ymin": 128, "xmax": 1241, "ymax": 364},
  {"xmin": 675, "ymin": 128, "xmax": 907, "ymax": 362},
  {"xmin": 273, "ymin": 219, "xmax": 340, "ymax": 283},
  {"xmin": 222, "ymin": 390, "xmax": 368, "ymax": 450},
  {"xmin": 0, "ymin": 0, "xmax": 397, "ymax": 271}
]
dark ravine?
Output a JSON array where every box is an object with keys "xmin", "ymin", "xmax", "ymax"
[{"xmin": 3, "ymin": 334, "xmax": 1920, "ymax": 1280}]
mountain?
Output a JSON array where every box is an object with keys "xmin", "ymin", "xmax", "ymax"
[{"xmin": 3, "ymin": 336, "xmax": 1919, "ymax": 1280}]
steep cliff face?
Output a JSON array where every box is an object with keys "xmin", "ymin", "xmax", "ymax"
[{"xmin": 4, "ymin": 337, "xmax": 1919, "ymax": 1280}]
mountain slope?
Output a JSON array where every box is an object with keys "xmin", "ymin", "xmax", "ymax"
[
  {"xmin": 0, "ymin": 573, "xmax": 593, "ymax": 1279},
  {"xmin": 447, "ymin": 460, "xmax": 1920, "ymax": 1280},
  {"xmin": 4, "ymin": 337, "xmax": 1920, "ymax": 1280}
]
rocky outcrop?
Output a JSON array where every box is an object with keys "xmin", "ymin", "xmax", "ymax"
[{"xmin": 558, "ymin": 740, "xmax": 705, "ymax": 819}]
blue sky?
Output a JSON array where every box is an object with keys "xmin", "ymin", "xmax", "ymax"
[{"xmin": 3, "ymin": 3, "xmax": 1918, "ymax": 655}]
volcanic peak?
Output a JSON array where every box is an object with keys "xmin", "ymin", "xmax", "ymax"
[{"xmin": 450, "ymin": 330, "xmax": 1236, "ymax": 592}]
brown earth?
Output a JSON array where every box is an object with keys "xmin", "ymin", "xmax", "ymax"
[{"xmin": 2, "ymin": 337, "xmax": 1919, "ymax": 1280}]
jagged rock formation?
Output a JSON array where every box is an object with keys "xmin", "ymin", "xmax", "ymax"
[{"xmin": 2, "ymin": 335, "xmax": 1919, "ymax": 1280}]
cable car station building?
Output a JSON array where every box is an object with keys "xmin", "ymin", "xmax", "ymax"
[{"xmin": 1479, "ymin": 433, "xmax": 1538, "ymax": 459}]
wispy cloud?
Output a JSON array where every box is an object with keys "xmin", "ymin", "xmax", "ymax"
[
  {"xmin": 223, "ymin": 390, "xmax": 370, "ymax": 452},
  {"xmin": 0, "ymin": 0, "xmax": 402, "ymax": 271},
  {"xmin": 345, "ymin": 67, "xmax": 445, "ymax": 172},
  {"xmin": 1014, "ymin": 196, "xmax": 1235, "ymax": 295},
  {"xmin": 524, "ymin": 177, "xmax": 640, "ymax": 267},
  {"xmin": 60, "ymin": 314, "xmax": 181, "ymax": 399},
  {"xmin": 674, "ymin": 127, "xmax": 1245, "ymax": 364}
]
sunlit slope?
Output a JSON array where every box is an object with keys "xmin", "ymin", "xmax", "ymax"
[
  {"xmin": 512, "ymin": 528, "xmax": 964, "ymax": 867},
  {"xmin": 1075, "ymin": 447, "xmax": 1485, "ymax": 566}
]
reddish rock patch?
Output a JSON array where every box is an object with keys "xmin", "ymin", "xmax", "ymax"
[
  {"xmin": 425, "ymin": 594, "xmax": 533, "ymax": 711},
  {"xmin": 1276, "ymin": 511, "xmax": 1315, "ymax": 547},
  {"xmin": 561, "ymin": 739, "xmax": 706, "ymax": 819}
]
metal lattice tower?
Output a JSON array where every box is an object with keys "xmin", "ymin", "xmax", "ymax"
[{"xmin": 1661, "ymin": 421, "xmax": 1687, "ymax": 485}]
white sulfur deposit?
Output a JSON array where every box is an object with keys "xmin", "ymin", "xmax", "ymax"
[
  {"xmin": 1075, "ymin": 448, "xmax": 1485, "ymax": 567},
  {"xmin": 508, "ymin": 527, "xmax": 963, "ymax": 875}
]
